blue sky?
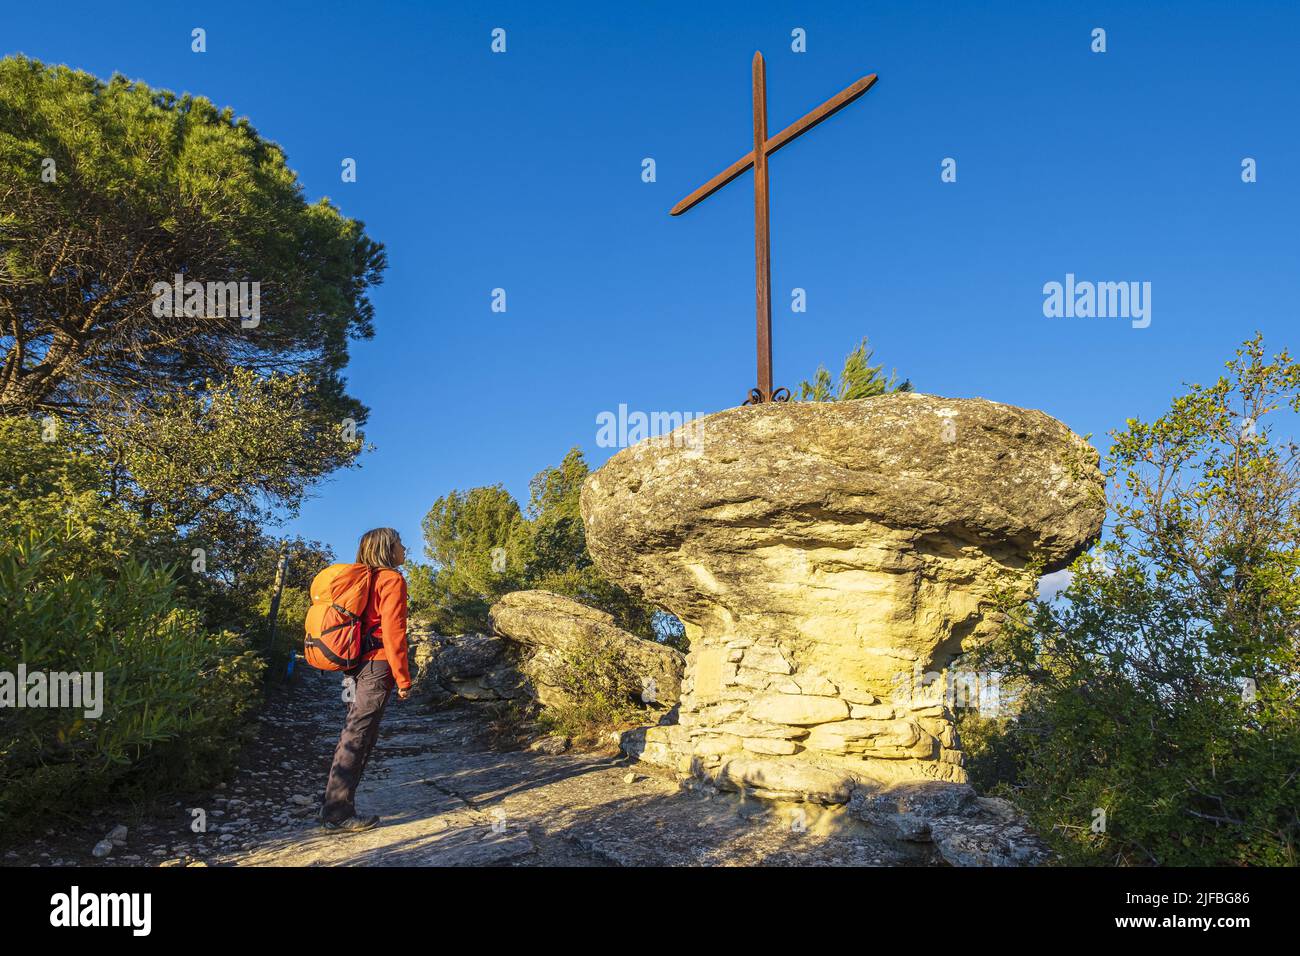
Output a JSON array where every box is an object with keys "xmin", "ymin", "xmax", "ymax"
[{"xmin": 7, "ymin": 1, "xmax": 1298, "ymax": 561}]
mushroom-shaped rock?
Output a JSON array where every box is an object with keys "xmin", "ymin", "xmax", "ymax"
[{"xmin": 580, "ymin": 393, "xmax": 1104, "ymax": 788}]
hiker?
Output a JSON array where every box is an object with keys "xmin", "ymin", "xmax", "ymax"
[{"xmin": 319, "ymin": 527, "xmax": 413, "ymax": 832}]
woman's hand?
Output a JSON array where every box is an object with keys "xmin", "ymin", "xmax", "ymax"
[{"xmin": 397, "ymin": 686, "xmax": 411, "ymax": 701}]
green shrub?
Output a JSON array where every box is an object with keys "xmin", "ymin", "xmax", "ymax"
[
  {"xmin": 970, "ymin": 337, "xmax": 1300, "ymax": 866},
  {"xmin": 796, "ymin": 337, "xmax": 911, "ymax": 401},
  {"xmin": 0, "ymin": 417, "xmax": 175, "ymax": 580},
  {"xmin": 534, "ymin": 631, "xmax": 651, "ymax": 741},
  {"xmin": 953, "ymin": 711, "xmax": 1025, "ymax": 796},
  {"xmin": 0, "ymin": 533, "xmax": 264, "ymax": 835}
]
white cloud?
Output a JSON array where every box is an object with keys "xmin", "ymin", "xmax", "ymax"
[{"xmin": 1037, "ymin": 569, "xmax": 1073, "ymax": 602}]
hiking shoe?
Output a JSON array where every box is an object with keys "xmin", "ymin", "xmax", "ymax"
[{"xmin": 321, "ymin": 815, "xmax": 380, "ymax": 833}]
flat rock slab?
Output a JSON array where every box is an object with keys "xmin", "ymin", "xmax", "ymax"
[{"xmin": 236, "ymin": 819, "xmax": 536, "ymax": 867}]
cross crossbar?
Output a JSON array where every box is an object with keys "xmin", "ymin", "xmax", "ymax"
[{"xmin": 670, "ymin": 72, "xmax": 877, "ymax": 218}]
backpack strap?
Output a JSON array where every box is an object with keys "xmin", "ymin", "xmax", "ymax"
[
  {"xmin": 359, "ymin": 566, "xmax": 383, "ymax": 654},
  {"xmin": 304, "ymin": 635, "xmax": 367, "ymax": 670}
]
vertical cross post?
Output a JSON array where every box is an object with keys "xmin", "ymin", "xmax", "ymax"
[
  {"xmin": 752, "ymin": 52, "xmax": 774, "ymax": 403},
  {"xmin": 671, "ymin": 54, "xmax": 877, "ymax": 406}
]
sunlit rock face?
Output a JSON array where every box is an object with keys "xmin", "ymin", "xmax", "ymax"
[
  {"xmin": 408, "ymin": 592, "xmax": 683, "ymax": 711},
  {"xmin": 489, "ymin": 589, "xmax": 683, "ymax": 710},
  {"xmin": 581, "ymin": 393, "xmax": 1104, "ymax": 800}
]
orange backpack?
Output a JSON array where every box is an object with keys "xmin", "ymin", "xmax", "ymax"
[{"xmin": 304, "ymin": 563, "xmax": 381, "ymax": 671}]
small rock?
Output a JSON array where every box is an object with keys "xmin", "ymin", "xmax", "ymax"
[
  {"xmin": 289, "ymin": 794, "xmax": 313, "ymax": 807},
  {"xmin": 91, "ymin": 840, "xmax": 114, "ymax": 859},
  {"xmin": 528, "ymin": 735, "xmax": 569, "ymax": 756},
  {"xmin": 623, "ymin": 772, "xmax": 638, "ymax": 784}
]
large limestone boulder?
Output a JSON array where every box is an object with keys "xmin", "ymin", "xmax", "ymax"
[
  {"xmin": 581, "ymin": 392, "xmax": 1104, "ymax": 792},
  {"xmin": 489, "ymin": 590, "xmax": 684, "ymax": 710},
  {"xmin": 407, "ymin": 631, "xmax": 528, "ymax": 705},
  {"xmin": 408, "ymin": 593, "xmax": 684, "ymax": 714}
]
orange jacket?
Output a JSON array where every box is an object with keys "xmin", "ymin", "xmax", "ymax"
[{"xmin": 360, "ymin": 567, "xmax": 411, "ymax": 690}]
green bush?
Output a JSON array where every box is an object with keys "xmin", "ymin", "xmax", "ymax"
[
  {"xmin": 796, "ymin": 337, "xmax": 911, "ymax": 401},
  {"xmin": 969, "ymin": 337, "xmax": 1300, "ymax": 866},
  {"xmin": 0, "ymin": 416, "xmax": 175, "ymax": 580},
  {"xmin": 0, "ymin": 533, "xmax": 264, "ymax": 834},
  {"xmin": 534, "ymin": 631, "xmax": 652, "ymax": 742},
  {"xmin": 953, "ymin": 711, "xmax": 1025, "ymax": 796}
]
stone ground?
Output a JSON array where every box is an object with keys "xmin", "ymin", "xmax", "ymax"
[{"xmin": 2, "ymin": 666, "xmax": 937, "ymax": 867}]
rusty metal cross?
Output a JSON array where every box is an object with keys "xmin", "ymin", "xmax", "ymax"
[{"xmin": 671, "ymin": 52, "xmax": 877, "ymax": 404}]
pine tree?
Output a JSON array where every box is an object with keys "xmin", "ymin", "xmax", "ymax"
[{"xmin": 796, "ymin": 337, "xmax": 911, "ymax": 401}]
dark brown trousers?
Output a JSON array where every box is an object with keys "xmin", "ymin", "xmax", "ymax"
[{"xmin": 322, "ymin": 659, "xmax": 394, "ymax": 823}]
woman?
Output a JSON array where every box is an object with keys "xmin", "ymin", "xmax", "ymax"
[{"xmin": 320, "ymin": 527, "xmax": 413, "ymax": 832}]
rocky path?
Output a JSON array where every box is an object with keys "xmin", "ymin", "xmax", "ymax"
[
  {"xmin": 215, "ymin": 668, "xmax": 916, "ymax": 866},
  {"xmin": 5, "ymin": 665, "xmax": 924, "ymax": 867}
]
